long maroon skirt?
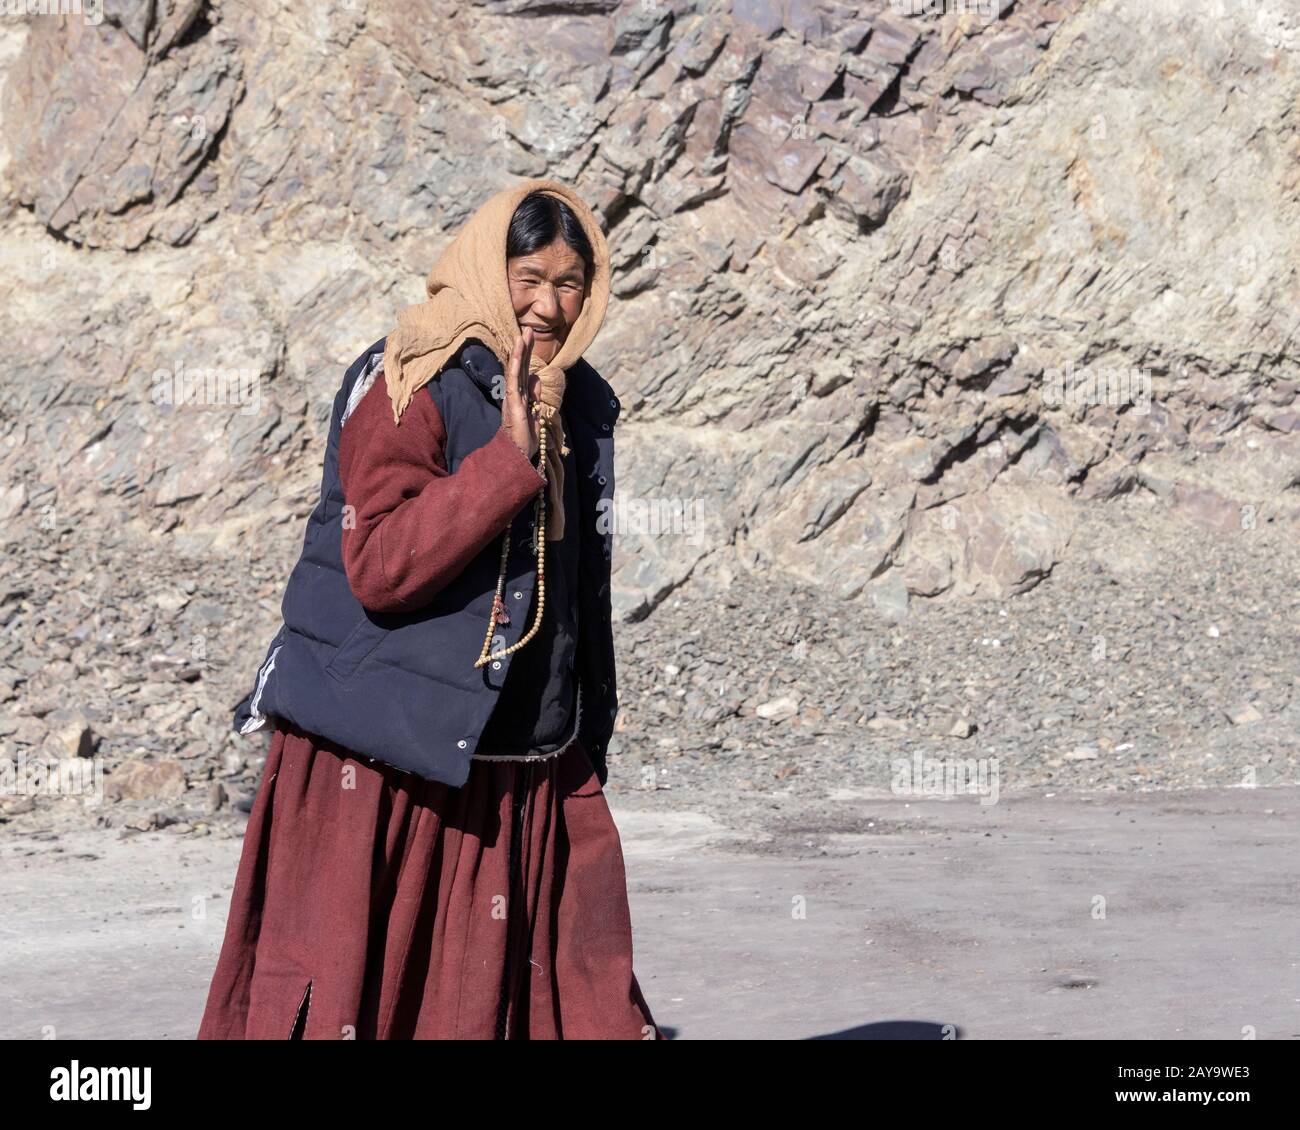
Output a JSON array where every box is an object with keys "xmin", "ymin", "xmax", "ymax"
[{"xmin": 197, "ymin": 720, "xmax": 662, "ymax": 1040}]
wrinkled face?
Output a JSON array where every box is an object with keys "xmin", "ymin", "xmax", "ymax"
[{"xmin": 507, "ymin": 237, "xmax": 588, "ymax": 366}]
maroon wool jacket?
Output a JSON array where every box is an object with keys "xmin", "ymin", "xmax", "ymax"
[
  {"xmin": 337, "ymin": 374, "xmax": 547, "ymax": 613},
  {"xmin": 233, "ymin": 336, "xmax": 622, "ymax": 787}
]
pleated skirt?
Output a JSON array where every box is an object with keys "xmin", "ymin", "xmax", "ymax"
[{"xmin": 196, "ymin": 720, "xmax": 662, "ymax": 1040}]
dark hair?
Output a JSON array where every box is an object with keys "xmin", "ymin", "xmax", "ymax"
[{"xmin": 506, "ymin": 191, "xmax": 594, "ymax": 279}]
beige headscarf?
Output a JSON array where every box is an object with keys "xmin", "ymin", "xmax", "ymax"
[{"xmin": 382, "ymin": 178, "xmax": 611, "ymax": 542}]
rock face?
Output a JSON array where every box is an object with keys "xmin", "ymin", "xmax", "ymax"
[{"xmin": 1, "ymin": 1, "xmax": 1298, "ymax": 810}]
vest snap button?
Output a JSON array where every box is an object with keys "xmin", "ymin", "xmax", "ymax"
[
  {"xmin": 492, "ymin": 661, "xmax": 501, "ymax": 670},
  {"xmin": 513, "ymin": 591, "xmax": 522, "ymax": 599},
  {"xmin": 598, "ymin": 476, "xmax": 606, "ymax": 485},
  {"xmin": 457, "ymin": 739, "xmax": 467, "ymax": 749},
  {"xmin": 601, "ymin": 423, "xmax": 610, "ymax": 431}
]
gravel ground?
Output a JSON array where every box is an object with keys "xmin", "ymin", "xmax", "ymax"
[
  {"xmin": 605, "ymin": 498, "xmax": 1299, "ymax": 837},
  {"xmin": 1, "ymin": 493, "xmax": 1295, "ymax": 844}
]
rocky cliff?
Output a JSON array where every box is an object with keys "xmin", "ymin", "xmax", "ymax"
[{"xmin": 2, "ymin": 0, "xmax": 1297, "ymax": 825}]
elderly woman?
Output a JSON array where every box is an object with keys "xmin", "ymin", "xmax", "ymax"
[{"xmin": 197, "ymin": 179, "xmax": 661, "ymax": 1040}]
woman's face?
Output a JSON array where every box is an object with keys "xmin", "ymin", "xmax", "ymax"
[{"xmin": 507, "ymin": 237, "xmax": 588, "ymax": 366}]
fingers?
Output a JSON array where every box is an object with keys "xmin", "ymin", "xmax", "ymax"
[
  {"xmin": 500, "ymin": 330, "xmax": 541, "ymax": 459},
  {"xmin": 504, "ymin": 331, "xmax": 536, "ymax": 417},
  {"xmin": 504, "ymin": 336, "xmax": 522, "ymax": 411},
  {"xmin": 518, "ymin": 328, "xmax": 533, "ymax": 400}
]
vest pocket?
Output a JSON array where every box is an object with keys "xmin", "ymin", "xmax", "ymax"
[{"xmin": 325, "ymin": 615, "xmax": 387, "ymax": 681}]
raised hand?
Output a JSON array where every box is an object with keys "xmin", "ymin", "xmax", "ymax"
[{"xmin": 502, "ymin": 327, "xmax": 541, "ymax": 461}]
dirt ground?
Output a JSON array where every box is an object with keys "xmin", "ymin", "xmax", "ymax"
[{"xmin": 1, "ymin": 778, "xmax": 1295, "ymax": 1040}]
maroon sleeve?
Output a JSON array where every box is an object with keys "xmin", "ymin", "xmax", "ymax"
[{"xmin": 337, "ymin": 376, "xmax": 546, "ymax": 613}]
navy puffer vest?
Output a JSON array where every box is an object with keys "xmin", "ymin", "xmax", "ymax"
[{"xmin": 232, "ymin": 336, "xmax": 621, "ymax": 788}]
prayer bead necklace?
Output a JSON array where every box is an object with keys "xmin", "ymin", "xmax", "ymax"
[{"xmin": 474, "ymin": 403, "xmax": 547, "ymax": 669}]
